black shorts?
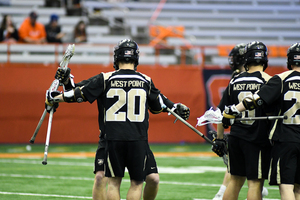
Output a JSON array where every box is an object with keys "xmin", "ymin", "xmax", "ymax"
[
  {"xmin": 145, "ymin": 147, "xmax": 158, "ymax": 175},
  {"xmin": 228, "ymin": 136, "xmax": 271, "ymax": 180},
  {"xmin": 105, "ymin": 140, "xmax": 148, "ymax": 181},
  {"xmin": 269, "ymin": 142, "xmax": 300, "ymax": 185},
  {"xmin": 93, "ymin": 146, "xmax": 105, "ymax": 174}
]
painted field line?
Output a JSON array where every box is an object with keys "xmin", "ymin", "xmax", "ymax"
[
  {"xmin": 0, "ymin": 191, "xmax": 128, "ymax": 200},
  {"xmin": 0, "ymin": 191, "xmax": 92, "ymax": 199},
  {"xmin": 0, "ymin": 151, "xmax": 217, "ymax": 158}
]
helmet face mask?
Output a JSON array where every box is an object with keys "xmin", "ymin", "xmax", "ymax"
[
  {"xmin": 244, "ymin": 41, "xmax": 268, "ymax": 71},
  {"xmin": 228, "ymin": 43, "xmax": 246, "ymax": 71},
  {"xmin": 287, "ymin": 43, "xmax": 300, "ymax": 70},
  {"xmin": 113, "ymin": 39, "xmax": 139, "ymax": 70}
]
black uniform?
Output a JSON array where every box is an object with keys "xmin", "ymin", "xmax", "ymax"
[
  {"xmin": 257, "ymin": 70, "xmax": 300, "ymax": 185},
  {"xmin": 77, "ymin": 69, "xmax": 172, "ymax": 180},
  {"xmin": 218, "ymin": 71, "xmax": 272, "ymax": 179}
]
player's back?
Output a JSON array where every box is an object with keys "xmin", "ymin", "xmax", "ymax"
[
  {"xmin": 261, "ymin": 70, "xmax": 300, "ymax": 143},
  {"xmin": 227, "ymin": 71, "xmax": 271, "ymax": 144},
  {"xmin": 102, "ymin": 69, "xmax": 158, "ymax": 141}
]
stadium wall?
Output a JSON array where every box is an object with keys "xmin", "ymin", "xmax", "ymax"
[{"xmin": 0, "ymin": 63, "xmax": 286, "ymax": 144}]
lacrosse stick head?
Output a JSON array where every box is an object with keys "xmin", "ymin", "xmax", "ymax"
[
  {"xmin": 60, "ymin": 44, "xmax": 75, "ymax": 71},
  {"xmin": 196, "ymin": 107, "xmax": 223, "ymax": 126}
]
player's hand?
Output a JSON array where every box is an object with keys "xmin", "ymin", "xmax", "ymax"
[
  {"xmin": 45, "ymin": 90, "xmax": 60, "ymax": 113},
  {"xmin": 55, "ymin": 67, "xmax": 70, "ymax": 84},
  {"xmin": 212, "ymin": 138, "xmax": 227, "ymax": 157},
  {"xmin": 222, "ymin": 105, "xmax": 240, "ymax": 128},
  {"xmin": 174, "ymin": 103, "xmax": 190, "ymax": 120}
]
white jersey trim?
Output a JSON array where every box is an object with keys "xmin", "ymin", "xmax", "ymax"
[
  {"xmin": 285, "ymin": 76, "xmax": 300, "ymax": 82},
  {"xmin": 108, "ymin": 74, "xmax": 148, "ymax": 83},
  {"xmin": 231, "ymin": 77, "xmax": 264, "ymax": 84}
]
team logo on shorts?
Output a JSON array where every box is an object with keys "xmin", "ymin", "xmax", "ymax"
[{"xmin": 97, "ymin": 159, "xmax": 104, "ymax": 166}]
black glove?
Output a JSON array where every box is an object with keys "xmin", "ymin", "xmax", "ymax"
[
  {"xmin": 174, "ymin": 103, "xmax": 190, "ymax": 120},
  {"xmin": 55, "ymin": 67, "xmax": 71, "ymax": 84},
  {"xmin": 222, "ymin": 105, "xmax": 240, "ymax": 129},
  {"xmin": 45, "ymin": 90, "xmax": 61, "ymax": 113},
  {"xmin": 208, "ymin": 130, "xmax": 217, "ymax": 139},
  {"xmin": 212, "ymin": 138, "xmax": 227, "ymax": 157}
]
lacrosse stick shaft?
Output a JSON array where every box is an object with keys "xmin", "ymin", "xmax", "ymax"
[
  {"xmin": 41, "ymin": 44, "xmax": 75, "ymax": 165},
  {"xmin": 166, "ymin": 107, "xmax": 215, "ymax": 146},
  {"xmin": 30, "ymin": 109, "xmax": 47, "ymax": 144},
  {"xmin": 235, "ymin": 115, "xmax": 287, "ymax": 121},
  {"xmin": 42, "ymin": 108, "xmax": 54, "ymax": 165}
]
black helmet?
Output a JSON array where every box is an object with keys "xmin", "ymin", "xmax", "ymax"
[
  {"xmin": 113, "ymin": 39, "xmax": 139, "ymax": 70},
  {"xmin": 287, "ymin": 43, "xmax": 300, "ymax": 70},
  {"xmin": 244, "ymin": 41, "xmax": 268, "ymax": 71},
  {"xmin": 228, "ymin": 43, "xmax": 246, "ymax": 71}
]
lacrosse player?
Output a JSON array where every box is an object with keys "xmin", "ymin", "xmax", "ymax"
[
  {"xmin": 222, "ymin": 42, "xmax": 300, "ymax": 200},
  {"xmin": 212, "ymin": 41, "xmax": 272, "ymax": 200},
  {"xmin": 212, "ymin": 43, "xmax": 246, "ymax": 200},
  {"xmin": 212, "ymin": 43, "xmax": 268, "ymax": 199},
  {"xmin": 47, "ymin": 39, "xmax": 190, "ymax": 200}
]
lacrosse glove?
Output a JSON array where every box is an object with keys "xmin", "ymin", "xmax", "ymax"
[
  {"xmin": 212, "ymin": 138, "xmax": 227, "ymax": 157},
  {"xmin": 55, "ymin": 67, "xmax": 71, "ymax": 84},
  {"xmin": 45, "ymin": 90, "xmax": 60, "ymax": 113},
  {"xmin": 222, "ymin": 105, "xmax": 240, "ymax": 129},
  {"xmin": 174, "ymin": 103, "xmax": 190, "ymax": 120}
]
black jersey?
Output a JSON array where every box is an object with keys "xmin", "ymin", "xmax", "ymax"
[
  {"xmin": 77, "ymin": 69, "xmax": 167, "ymax": 141},
  {"xmin": 258, "ymin": 70, "xmax": 300, "ymax": 143},
  {"xmin": 218, "ymin": 71, "xmax": 272, "ymax": 145}
]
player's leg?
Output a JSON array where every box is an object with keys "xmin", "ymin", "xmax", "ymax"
[
  {"xmin": 269, "ymin": 142, "xmax": 298, "ymax": 200},
  {"xmin": 126, "ymin": 140, "xmax": 148, "ymax": 200},
  {"xmin": 294, "ymin": 183, "xmax": 300, "ymax": 200},
  {"xmin": 107, "ymin": 177, "xmax": 122, "ymax": 200},
  {"xmin": 223, "ymin": 136, "xmax": 246, "ymax": 200},
  {"xmin": 127, "ymin": 179, "xmax": 144, "ymax": 200},
  {"xmin": 223, "ymin": 174, "xmax": 245, "ymax": 200},
  {"xmin": 105, "ymin": 141, "xmax": 126, "ymax": 200},
  {"xmin": 244, "ymin": 139, "xmax": 271, "ymax": 200},
  {"xmin": 144, "ymin": 173, "xmax": 159, "ymax": 200},
  {"xmin": 295, "ymin": 145, "xmax": 300, "ymax": 200},
  {"xmin": 93, "ymin": 146, "xmax": 107, "ymax": 200},
  {"xmin": 143, "ymin": 146, "xmax": 159, "ymax": 200},
  {"xmin": 93, "ymin": 171, "xmax": 107, "ymax": 200},
  {"xmin": 246, "ymin": 179, "xmax": 264, "ymax": 200},
  {"xmin": 279, "ymin": 184, "xmax": 296, "ymax": 200},
  {"xmin": 213, "ymin": 169, "xmax": 230, "ymax": 200}
]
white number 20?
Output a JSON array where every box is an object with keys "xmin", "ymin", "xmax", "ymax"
[{"xmin": 106, "ymin": 88, "xmax": 146, "ymax": 122}]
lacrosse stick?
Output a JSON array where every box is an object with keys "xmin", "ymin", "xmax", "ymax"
[
  {"xmin": 196, "ymin": 107, "xmax": 287, "ymax": 127},
  {"xmin": 29, "ymin": 44, "xmax": 75, "ymax": 145},
  {"xmin": 42, "ymin": 44, "xmax": 75, "ymax": 165},
  {"xmin": 30, "ymin": 109, "xmax": 47, "ymax": 143},
  {"xmin": 158, "ymin": 96, "xmax": 216, "ymax": 146}
]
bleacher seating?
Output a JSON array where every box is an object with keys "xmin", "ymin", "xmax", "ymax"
[{"xmin": 1, "ymin": 0, "xmax": 299, "ymax": 66}]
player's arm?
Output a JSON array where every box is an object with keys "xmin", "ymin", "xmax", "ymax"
[
  {"xmin": 148, "ymin": 81, "xmax": 190, "ymax": 120},
  {"xmin": 45, "ymin": 85, "xmax": 86, "ymax": 106},
  {"xmin": 221, "ymin": 93, "xmax": 264, "ymax": 128}
]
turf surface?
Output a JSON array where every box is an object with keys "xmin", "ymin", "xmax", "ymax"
[{"xmin": 0, "ymin": 143, "xmax": 281, "ymax": 200}]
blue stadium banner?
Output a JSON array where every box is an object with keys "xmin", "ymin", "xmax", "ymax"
[{"xmin": 203, "ymin": 69, "xmax": 232, "ymax": 139}]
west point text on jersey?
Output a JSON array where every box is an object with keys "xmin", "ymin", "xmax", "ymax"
[
  {"xmin": 233, "ymin": 83, "xmax": 261, "ymax": 91},
  {"xmin": 111, "ymin": 80, "xmax": 145, "ymax": 88}
]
